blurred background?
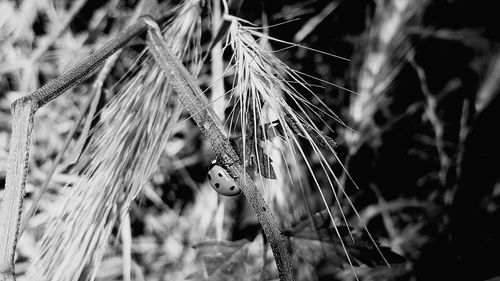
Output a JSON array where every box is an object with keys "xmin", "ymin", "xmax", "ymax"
[{"xmin": 1, "ymin": 0, "xmax": 500, "ymax": 280}]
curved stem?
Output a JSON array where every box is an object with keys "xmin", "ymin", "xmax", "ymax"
[
  {"xmin": 144, "ymin": 17, "xmax": 295, "ymax": 281},
  {"xmin": 0, "ymin": 19, "xmax": 151, "ymax": 280}
]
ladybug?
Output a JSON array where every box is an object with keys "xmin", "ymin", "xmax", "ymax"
[{"xmin": 208, "ymin": 160, "xmax": 241, "ymax": 196}]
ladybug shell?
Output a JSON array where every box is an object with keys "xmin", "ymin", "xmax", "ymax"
[{"xmin": 208, "ymin": 164, "xmax": 241, "ymax": 196}]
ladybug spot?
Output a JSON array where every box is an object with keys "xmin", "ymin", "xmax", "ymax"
[
  {"xmin": 208, "ymin": 174, "xmax": 211, "ymax": 180},
  {"xmin": 173, "ymin": 132, "xmax": 185, "ymax": 139},
  {"xmin": 218, "ymin": 173, "xmax": 223, "ymax": 177},
  {"xmin": 215, "ymin": 183, "xmax": 220, "ymax": 188},
  {"xmin": 230, "ymin": 186, "xmax": 235, "ymax": 190}
]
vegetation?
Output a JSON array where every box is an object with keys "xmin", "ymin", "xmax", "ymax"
[{"xmin": 1, "ymin": 0, "xmax": 499, "ymax": 280}]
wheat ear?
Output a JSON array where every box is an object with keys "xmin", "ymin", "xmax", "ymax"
[
  {"xmin": 144, "ymin": 17, "xmax": 295, "ymax": 281},
  {"xmin": 0, "ymin": 19, "xmax": 150, "ymax": 281}
]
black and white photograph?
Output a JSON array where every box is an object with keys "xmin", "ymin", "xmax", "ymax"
[{"xmin": 1, "ymin": 0, "xmax": 499, "ymax": 280}]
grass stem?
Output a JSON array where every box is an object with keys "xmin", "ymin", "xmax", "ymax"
[
  {"xmin": 0, "ymin": 100, "xmax": 36, "ymax": 280},
  {"xmin": 0, "ymin": 17, "xmax": 152, "ymax": 280},
  {"xmin": 144, "ymin": 16, "xmax": 295, "ymax": 281}
]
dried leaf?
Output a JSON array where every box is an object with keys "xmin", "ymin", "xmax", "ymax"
[
  {"xmin": 232, "ymin": 137, "xmax": 277, "ymax": 180},
  {"xmin": 190, "ymin": 235, "xmax": 272, "ymax": 281},
  {"xmin": 254, "ymin": 144, "xmax": 276, "ymax": 180},
  {"xmin": 283, "ymin": 210, "xmax": 407, "ymax": 267},
  {"xmin": 258, "ymin": 117, "xmax": 337, "ymax": 150}
]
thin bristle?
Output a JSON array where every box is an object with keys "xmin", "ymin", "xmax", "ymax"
[
  {"xmin": 26, "ymin": 63, "xmax": 177, "ymax": 281},
  {"xmin": 25, "ymin": 2, "xmax": 203, "ymax": 280},
  {"xmin": 223, "ymin": 16, "xmax": 368, "ymax": 275}
]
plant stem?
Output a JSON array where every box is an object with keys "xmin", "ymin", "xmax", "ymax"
[
  {"xmin": 144, "ymin": 17, "xmax": 295, "ymax": 281},
  {"xmin": 0, "ymin": 19, "xmax": 151, "ymax": 280},
  {"xmin": 0, "ymin": 100, "xmax": 36, "ymax": 280},
  {"xmin": 19, "ymin": 20, "xmax": 149, "ymax": 109}
]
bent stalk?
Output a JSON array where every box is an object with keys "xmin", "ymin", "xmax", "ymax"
[
  {"xmin": 144, "ymin": 17, "xmax": 295, "ymax": 281},
  {"xmin": 0, "ymin": 19, "xmax": 150, "ymax": 280}
]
